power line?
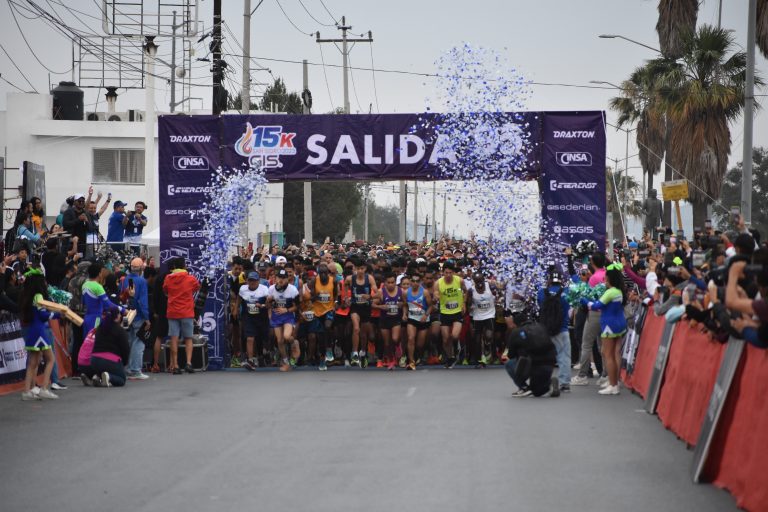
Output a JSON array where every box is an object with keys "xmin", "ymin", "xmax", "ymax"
[
  {"xmin": 274, "ymin": 0, "xmax": 314, "ymax": 36},
  {"xmin": 7, "ymin": 0, "xmax": 73, "ymax": 74},
  {"xmin": 0, "ymin": 73, "xmax": 29, "ymax": 92},
  {"xmin": 317, "ymin": 43, "xmax": 335, "ymax": 109},
  {"xmin": 347, "ymin": 53, "xmax": 363, "ymax": 112},
  {"xmin": 318, "ymin": 0, "xmax": 339, "ymax": 25},
  {"xmin": 0, "ymin": 42, "xmax": 39, "ymax": 92},
  {"xmin": 369, "ymin": 43, "xmax": 380, "ymax": 113},
  {"xmin": 297, "ymin": 0, "xmax": 336, "ymax": 27}
]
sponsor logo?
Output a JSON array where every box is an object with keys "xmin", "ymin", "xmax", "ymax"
[
  {"xmin": 553, "ymin": 130, "xmax": 595, "ymax": 139},
  {"xmin": 171, "ymin": 229, "xmax": 205, "ymax": 239},
  {"xmin": 549, "ymin": 180, "xmax": 598, "ymax": 191},
  {"xmin": 169, "ymin": 135, "xmax": 213, "ymax": 143},
  {"xmin": 164, "ymin": 208, "xmax": 205, "ymax": 216},
  {"xmin": 235, "ymin": 122, "xmax": 297, "ymax": 169},
  {"xmin": 553, "ymin": 225, "xmax": 595, "ymax": 235},
  {"xmin": 546, "ymin": 204, "xmax": 599, "ymax": 211},
  {"xmin": 556, "ymin": 151, "xmax": 592, "ymax": 166},
  {"xmin": 167, "ymin": 185, "xmax": 212, "ymax": 196},
  {"xmin": 173, "ymin": 156, "xmax": 209, "ymax": 171}
]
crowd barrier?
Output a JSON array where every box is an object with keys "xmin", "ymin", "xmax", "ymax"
[{"xmin": 624, "ymin": 308, "xmax": 768, "ymax": 512}]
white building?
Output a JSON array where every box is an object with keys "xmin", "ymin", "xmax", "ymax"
[{"xmin": 0, "ymin": 91, "xmax": 283, "ymax": 244}]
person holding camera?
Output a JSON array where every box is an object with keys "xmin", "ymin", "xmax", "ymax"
[
  {"xmin": 504, "ymin": 309, "xmax": 560, "ymax": 398},
  {"xmin": 120, "ymin": 257, "xmax": 150, "ymax": 380},
  {"xmin": 123, "ymin": 201, "xmax": 148, "ymax": 255},
  {"xmin": 725, "ymin": 257, "xmax": 768, "ymax": 347}
]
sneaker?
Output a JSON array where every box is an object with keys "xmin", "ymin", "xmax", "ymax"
[
  {"xmin": 598, "ymin": 385, "xmax": 620, "ymax": 395},
  {"xmin": 31, "ymin": 386, "xmax": 41, "ymax": 396},
  {"xmin": 399, "ymin": 356, "xmax": 407, "ymax": 368},
  {"xmin": 172, "ymin": 367, "xmax": 183, "ymax": 375},
  {"xmin": 21, "ymin": 391, "xmax": 41, "ymax": 401},
  {"xmin": 596, "ymin": 376, "xmax": 609, "ymax": 387},
  {"xmin": 570, "ymin": 375, "xmax": 589, "ymax": 386},
  {"xmin": 461, "ymin": 358, "xmax": 469, "ymax": 366},
  {"xmin": 387, "ymin": 358, "xmax": 396, "ymax": 371},
  {"xmin": 91, "ymin": 374, "xmax": 102, "ymax": 387},
  {"xmin": 38, "ymin": 388, "xmax": 59, "ymax": 399},
  {"xmin": 511, "ymin": 389, "xmax": 532, "ymax": 398},
  {"xmin": 51, "ymin": 382, "xmax": 68, "ymax": 390},
  {"xmin": 230, "ymin": 356, "xmax": 242, "ymax": 368},
  {"xmin": 344, "ymin": 359, "xmax": 351, "ymax": 368},
  {"xmin": 128, "ymin": 373, "xmax": 149, "ymax": 380},
  {"xmin": 445, "ymin": 357, "xmax": 456, "ymax": 369},
  {"xmin": 559, "ymin": 384, "xmax": 571, "ymax": 393},
  {"xmin": 80, "ymin": 374, "xmax": 92, "ymax": 387},
  {"xmin": 319, "ymin": 360, "xmax": 327, "ymax": 371},
  {"xmin": 325, "ymin": 349, "xmax": 334, "ymax": 362},
  {"xmin": 279, "ymin": 359, "xmax": 292, "ymax": 372},
  {"xmin": 351, "ymin": 353, "xmax": 360, "ymax": 367},
  {"xmin": 184, "ymin": 364, "xmax": 195, "ymax": 374},
  {"xmin": 549, "ymin": 377, "xmax": 561, "ymax": 398},
  {"xmin": 101, "ymin": 372, "xmax": 111, "ymax": 387},
  {"xmin": 500, "ymin": 348, "xmax": 509, "ymax": 363},
  {"xmin": 407, "ymin": 361, "xmax": 416, "ymax": 371},
  {"xmin": 376, "ymin": 360, "xmax": 384, "ymax": 368},
  {"xmin": 241, "ymin": 359, "xmax": 255, "ymax": 371},
  {"xmin": 572, "ymin": 363, "xmax": 582, "ymax": 370},
  {"xmin": 150, "ymin": 364, "xmax": 161, "ymax": 373},
  {"xmin": 361, "ymin": 356, "xmax": 369, "ymax": 369}
]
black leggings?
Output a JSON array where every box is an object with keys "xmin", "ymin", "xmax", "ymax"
[{"xmin": 90, "ymin": 356, "xmax": 126, "ymax": 387}]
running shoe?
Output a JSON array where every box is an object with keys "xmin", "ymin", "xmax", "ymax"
[
  {"xmin": 38, "ymin": 388, "xmax": 59, "ymax": 400},
  {"xmin": 444, "ymin": 357, "xmax": 456, "ymax": 369},
  {"xmin": 596, "ymin": 376, "xmax": 609, "ymax": 387},
  {"xmin": 241, "ymin": 359, "xmax": 255, "ymax": 371},
  {"xmin": 184, "ymin": 364, "xmax": 195, "ymax": 374},
  {"xmin": 21, "ymin": 391, "xmax": 41, "ymax": 401},
  {"xmin": 598, "ymin": 385, "xmax": 620, "ymax": 395},
  {"xmin": 376, "ymin": 360, "xmax": 384, "ymax": 368},
  {"xmin": 319, "ymin": 359, "xmax": 327, "ymax": 371},
  {"xmin": 351, "ymin": 353, "xmax": 360, "ymax": 367},
  {"xmin": 80, "ymin": 374, "xmax": 92, "ymax": 387},
  {"xmin": 51, "ymin": 382, "xmax": 67, "ymax": 390},
  {"xmin": 101, "ymin": 372, "xmax": 111, "ymax": 387},
  {"xmin": 387, "ymin": 358, "xmax": 396, "ymax": 371},
  {"xmin": 325, "ymin": 349, "xmax": 335, "ymax": 362},
  {"xmin": 361, "ymin": 356, "xmax": 369, "ymax": 368},
  {"xmin": 344, "ymin": 359, "xmax": 351, "ymax": 368},
  {"xmin": 407, "ymin": 361, "xmax": 416, "ymax": 371},
  {"xmin": 511, "ymin": 389, "xmax": 532, "ymax": 398},
  {"xmin": 128, "ymin": 373, "xmax": 149, "ymax": 380},
  {"xmin": 461, "ymin": 358, "xmax": 469, "ymax": 366},
  {"xmin": 570, "ymin": 375, "xmax": 589, "ymax": 386},
  {"xmin": 559, "ymin": 384, "xmax": 571, "ymax": 393},
  {"xmin": 279, "ymin": 359, "xmax": 292, "ymax": 372},
  {"xmin": 91, "ymin": 374, "xmax": 102, "ymax": 387},
  {"xmin": 500, "ymin": 348, "xmax": 509, "ymax": 363},
  {"xmin": 399, "ymin": 356, "xmax": 407, "ymax": 368},
  {"xmin": 230, "ymin": 356, "xmax": 242, "ymax": 368}
]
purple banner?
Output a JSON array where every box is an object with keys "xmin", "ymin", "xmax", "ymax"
[
  {"xmin": 159, "ymin": 112, "xmax": 605, "ymax": 369},
  {"xmin": 540, "ymin": 111, "xmax": 607, "ymax": 249}
]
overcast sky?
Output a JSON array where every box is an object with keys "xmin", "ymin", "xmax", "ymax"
[{"xmin": 0, "ymin": 0, "xmax": 764, "ymax": 238}]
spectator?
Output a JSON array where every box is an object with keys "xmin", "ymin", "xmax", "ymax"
[
  {"xmin": 30, "ymin": 196, "xmax": 47, "ymax": 236},
  {"xmin": 163, "ymin": 257, "xmax": 201, "ymax": 375},
  {"xmin": 62, "ymin": 194, "xmax": 88, "ymax": 254},
  {"xmin": 19, "ymin": 269, "xmax": 60, "ymax": 401},
  {"xmin": 107, "ymin": 201, "xmax": 128, "ymax": 248},
  {"xmin": 123, "ymin": 201, "xmax": 148, "ymax": 253},
  {"xmin": 41, "ymin": 239, "xmax": 66, "ymax": 287},
  {"xmin": 90, "ymin": 308, "xmax": 130, "ymax": 388},
  {"xmin": 149, "ymin": 260, "xmax": 172, "ymax": 373},
  {"xmin": 120, "ymin": 257, "xmax": 150, "ymax": 380},
  {"xmin": 504, "ymin": 312, "xmax": 560, "ymax": 398}
]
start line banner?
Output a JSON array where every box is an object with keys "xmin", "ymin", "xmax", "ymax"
[{"xmin": 159, "ymin": 111, "xmax": 605, "ymax": 369}]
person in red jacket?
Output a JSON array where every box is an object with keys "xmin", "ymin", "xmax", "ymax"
[{"xmin": 162, "ymin": 257, "xmax": 201, "ymax": 374}]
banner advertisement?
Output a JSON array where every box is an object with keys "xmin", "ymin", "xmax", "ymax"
[
  {"xmin": 159, "ymin": 112, "xmax": 606, "ymax": 368},
  {"xmin": 540, "ymin": 112, "xmax": 607, "ymax": 249},
  {"xmin": 645, "ymin": 320, "xmax": 677, "ymax": 414},
  {"xmin": 0, "ymin": 313, "xmax": 27, "ymax": 385}
]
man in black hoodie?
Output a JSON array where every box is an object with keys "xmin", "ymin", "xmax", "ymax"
[{"xmin": 504, "ymin": 311, "xmax": 560, "ymax": 398}]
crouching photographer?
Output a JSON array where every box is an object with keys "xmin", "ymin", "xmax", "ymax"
[
  {"xmin": 725, "ymin": 258, "xmax": 768, "ymax": 348},
  {"xmin": 504, "ymin": 311, "xmax": 560, "ymax": 398}
]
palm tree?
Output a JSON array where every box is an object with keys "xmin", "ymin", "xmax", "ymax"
[
  {"xmin": 757, "ymin": 0, "xmax": 768, "ymax": 58},
  {"xmin": 656, "ymin": 0, "xmax": 698, "ymax": 59},
  {"xmin": 657, "ymin": 25, "xmax": 756, "ymax": 227},
  {"xmin": 609, "ymin": 59, "xmax": 673, "ymax": 195}
]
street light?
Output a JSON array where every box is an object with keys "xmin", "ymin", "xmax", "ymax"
[{"xmin": 598, "ymin": 34, "xmax": 661, "ymax": 54}]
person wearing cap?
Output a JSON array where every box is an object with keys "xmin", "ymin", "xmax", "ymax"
[
  {"xmin": 306, "ymin": 263, "xmax": 338, "ymax": 370},
  {"xmin": 537, "ymin": 272, "xmax": 571, "ymax": 392},
  {"xmin": 274, "ymin": 255, "xmax": 288, "ymax": 267},
  {"xmin": 62, "ymin": 193, "xmax": 89, "ymax": 254},
  {"xmin": 267, "ymin": 268, "xmax": 300, "ymax": 371},
  {"xmin": 119, "ymin": 257, "xmax": 150, "ymax": 380},
  {"xmin": 106, "ymin": 200, "xmax": 128, "ymax": 249},
  {"xmin": 236, "ymin": 271, "xmax": 269, "ymax": 371},
  {"xmin": 123, "ymin": 201, "xmax": 148, "ymax": 254}
]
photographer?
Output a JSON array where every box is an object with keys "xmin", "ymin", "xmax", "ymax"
[
  {"xmin": 123, "ymin": 201, "xmax": 148, "ymax": 255},
  {"xmin": 725, "ymin": 257, "xmax": 768, "ymax": 348},
  {"xmin": 504, "ymin": 310, "xmax": 560, "ymax": 398}
]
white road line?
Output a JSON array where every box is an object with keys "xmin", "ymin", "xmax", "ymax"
[{"xmin": 406, "ymin": 386, "xmax": 417, "ymax": 398}]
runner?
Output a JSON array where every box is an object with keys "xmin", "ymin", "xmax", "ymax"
[
  {"xmin": 333, "ymin": 265, "xmax": 353, "ymax": 367},
  {"xmin": 405, "ymin": 271, "xmax": 432, "ymax": 370},
  {"xmin": 345, "ymin": 257, "xmax": 377, "ymax": 367},
  {"xmin": 372, "ymin": 271, "xmax": 404, "ymax": 370},
  {"xmin": 422, "ymin": 265, "xmax": 442, "ymax": 365},
  {"xmin": 467, "ymin": 272, "xmax": 495, "ymax": 368},
  {"xmin": 267, "ymin": 268, "xmax": 300, "ymax": 372},
  {"xmin": 433, "ymin": 261, "xmax": 466, "ymax": 368},
  {"xmin": 227, "ymin": 258, "xmax": 245, "ymax": 367},
  {"xmin": 307, "ymin": 263, "xmax": 337, "ymax": 371},
  {"xmin": 236, "ymin": 272, "xmax": 269, "ymax": 371}
]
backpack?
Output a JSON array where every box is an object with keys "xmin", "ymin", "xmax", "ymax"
[
  {"xmin": 540, "ymin": 286, "xmax": 564, "ymax": 336},
  {"xmin": 78, "ymin": 328, "xmax": 96, "ymax": 367},
  {"xmin": 68, "ymin": 262, "xmax": 92, "ymax": 314}
]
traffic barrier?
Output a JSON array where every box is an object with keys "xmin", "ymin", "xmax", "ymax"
[{"xmin": 623, "ymin": 309, "xmax": 665, "ymax": 398}]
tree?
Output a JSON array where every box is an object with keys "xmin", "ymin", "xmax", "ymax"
[
  {"xmin": 757, "ymin": 0, "xmax": 768, "ymax": 58},
  {"xmin": 283, "ymin": 182, "xmax": 363, "ymax": 243},
  {"xmin": 226, "ymin": 89, "xmax": 258, "ymax": 112},
  {"xmin": 656, "ymin": 0, "xmax": 698, "ymax": 59},
  {"xmin": 352, "ymin": 200, "xmax": 401, "ymax": 243},
  {"xmin": 259, "ymin": 78, "xmax": 302, "ymax": 114},
  {"xmin": 657, "ymin": 25, "xmax": 757, "ymax": 227},
  {"xmin": 719, "ymin": 147, "xmax": 768, "ymax": 240},
  {"xmin": 606, "ymin": 166, "xmax": 643, "ymax": 241}
]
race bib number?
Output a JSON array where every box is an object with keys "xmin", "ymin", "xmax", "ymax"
[
  {"xmin": 446, "ymin": 301, "xmax": 459, "ymax": 310},
  {"xmin": 409, "ymin": 305, "xmax": 424, "ymax": 317},
  {"xmin": 275, "ymin": 299, "xmax": 287, "ymax": 308},
  {"xmin": 302, "ymin": 310, "xmax": 315, "ymax": 321},
  {"xmin": 478, "ymin": 301, "xmax": 492, "ymax": 310},
  {"xmin": 387, "ymin": 304, "xmax": 399, "ymax": 316},
  {"xmin": 318, "ymin": 292, "xmax": 331, "ymax": 303},
  {"xmin": 247, "ymin": 303, "xmax": 259, "ymax": 315},
  {"xmin": 353, "ymin": 293, "xmax": 368, "ymax": 305}
]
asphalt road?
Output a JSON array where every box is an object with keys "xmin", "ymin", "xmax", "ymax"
[{"xmin": 0, "ymin": 367, "xmax": 737, "ymax": 512}]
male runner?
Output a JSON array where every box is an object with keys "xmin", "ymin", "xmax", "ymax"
[
  {"xmin": 307, "ymin": 263, "xmax": 337, "ymax": 371},
  {"xmin": 235, "ymin": 272, "xmax": 269, "ymax": 371},
  {"xmin": 345, "ymin": 257, "xmax": 377, "ymax": 367},
  {"xmin": 467, "ymin": 272, "xmax": 495, "ymax": 368},
  {"xmin": 405, "ymin": 271, "xmax": 432, "ymax": 370},
  {"xmin": 373, "ymin": 271, "xmax": 404, "ymax": 370},
  {"xmin": 433, "ymin": 261, "xmax": 466, "ymax": 368},
  {"xmin": 267, "ymin": 268, "xmax": 300, "ymax": 372}
]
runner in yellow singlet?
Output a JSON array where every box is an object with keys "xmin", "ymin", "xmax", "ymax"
[{"xmin": 433, "ymin": 261, "xmax": 466, "ymax": 368}]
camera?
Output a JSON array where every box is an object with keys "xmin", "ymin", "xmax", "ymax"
[
  {"xmin": 699, "ymin": 235, "xmax": 721, "ymax": 250},
  {"xmin": 638, "ymin": 250, "xmax": 650, "ymax": 258}
]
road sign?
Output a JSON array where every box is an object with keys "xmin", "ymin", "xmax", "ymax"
[{"xmin": 661, "ymin": 179, "xmax": 689, "ymax": 201}]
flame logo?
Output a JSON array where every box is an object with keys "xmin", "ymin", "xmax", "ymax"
[{"xmin": 235, "ymin": 122, "xmax": 254, "ymax": 155}]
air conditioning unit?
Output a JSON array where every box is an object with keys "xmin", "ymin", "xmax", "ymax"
[
  {"xmin": 104, "ymin": 111, "xmax": 145, "ymax": 122},
  {"xmin": 86, "ymin": 112, "xmax": 106, "ymax": 121},
  {"xmin": 127, "ymin": 109, "xmax": 144, "ymax": 122}
]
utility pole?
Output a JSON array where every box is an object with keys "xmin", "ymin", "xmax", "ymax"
[
  {"xmin": 363, "ymin": 183, "xmax": 369, "ymax": 241},
  {"xmin": 431, "ymin": 182, "xmax": 437, "ymax": 242},
  {"xmin": 424, "ymin": 214, "xmax": 429, "ymax": 241},
  {"xmin": 316, "ymin": 17, "xmax": 373, "ymax": 114},
  {"xmin": 442, "ymin": 192, "xmax": 447, "ymax": 238},
  {"xmin": 413, "ymin": 181, "xmax": 418, "ymax": 243},
  {"xmin": 303, "ymin": 59, "xmax": 313, "ymax": 244},
  {"xmin": 623, "ymin": 129, "xmax": 629, "ymax": 239},
  {"xmin": 211, "ymin": 0, "xmax": 223, "ymax": 115},
  {"xmin": 169, "ymin": 11, "xmax": 179, "ymax": 112},
  {"xmin": 144, "ymin": 36, "xmax": 158, "ymax": 230},
  {"xmin": 742, "ymin": 0, "xmax": 756, "ymax": 225},
  {"xmin": 241, "ymin": 0, "xmax": 251, "ymax": 115},
  {"xmin": 399, "ymin": 181, "xmax": 407, "ymax": 243}
]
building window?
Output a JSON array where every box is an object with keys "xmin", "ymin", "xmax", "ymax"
[{"xmin": 92, "ymin": 148, "xmax": 145, "ymax": 184}]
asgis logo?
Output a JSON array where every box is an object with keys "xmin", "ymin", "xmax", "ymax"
[{"xmin": 235, "ymin": 122, "xmax": 297, "ymax": 169}]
